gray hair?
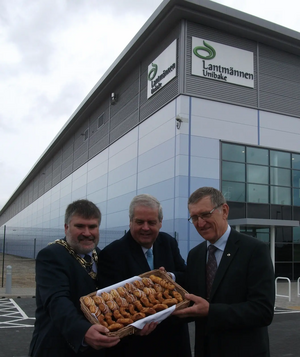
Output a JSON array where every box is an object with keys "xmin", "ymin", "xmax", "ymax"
[
  {"xmin": 64, "ymin": 199, "xmax": 101, "ymax": 225},
  {"xmin": 129, "ymin": 194, "xmax": 163, "ymax": 222},
  {"xmin": 188, "ymin": 187, "xmax": 226, "ymax": 207}
]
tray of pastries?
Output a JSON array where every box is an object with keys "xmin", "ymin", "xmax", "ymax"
[{"xmin": 80, "ymin": 269, "xmax": 190, "ymax": 338}]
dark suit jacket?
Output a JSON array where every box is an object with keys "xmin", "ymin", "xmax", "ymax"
[
  {"xmin": 29, "ymin": 240, "xmax": 103, "ymax": 357},
  {"xmin": 185, "ymin": 228, "xmax": 275, "ymax": 357},
  {"xmin": 98, "ymin": 230, "xmax": 192, "ymax": 357}
]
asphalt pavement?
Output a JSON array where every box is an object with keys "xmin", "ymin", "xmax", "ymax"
[{"xmin": 1, "ymin": 281, "xmax": 300, "ymax": 357}]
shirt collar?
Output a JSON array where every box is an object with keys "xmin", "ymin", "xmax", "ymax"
[{"xmin": 207, "ymin": 224, "xmax": 231, "ymax": 252}]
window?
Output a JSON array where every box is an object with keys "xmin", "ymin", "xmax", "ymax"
[
  {"xmin": 222, "ymin": 143, "xmax": 297, "ymax": 207},
  {"xmin": 97, "ymin": 114, "xmax": 104, "ymax": 128}
]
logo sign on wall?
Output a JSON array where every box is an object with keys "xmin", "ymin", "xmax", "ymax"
[
  {"xmin": 147, "ymin": 40, "xmax": 177, "ymax": 99},
  {"xmin": 192, "ymin": 37, "xmax": 254, "ymax": 88}
]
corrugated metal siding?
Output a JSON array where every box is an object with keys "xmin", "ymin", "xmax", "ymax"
[
  {"xmin": 186, "ymin": 21, "xmax": 258, "ymax": 108},
  {"xmin": 258, "ymin": 44, "xmax": 300, "ymax": 116}
]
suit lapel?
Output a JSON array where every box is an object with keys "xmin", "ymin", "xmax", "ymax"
[
  {"xmin": 126, "ymin": 231, "xmax": 150, "ymax": 271},
  {"xmin": 198, "ymin": 243, "xmax": 208, "ymax": 298},
  {"xmin": 210, "ymin": 231, "xmax": 239, "ymax": 299}
]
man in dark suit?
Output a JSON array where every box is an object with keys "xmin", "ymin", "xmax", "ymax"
[
  {"xmin": 98, "ymin": 194, "xmax": 192, "ymax": 357},
  {"xmin": 29, "ymin": 199, "xmax": 120, "ymax": 357},
  {"xmin": 173, "ymin": 187, "xmax": 275, "ymax": 357}
]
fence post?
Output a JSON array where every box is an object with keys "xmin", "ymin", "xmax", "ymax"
[
  {"xmin": 33, "ymin": 238, "xmax": 37, "ymax": 259},
  {"xmin": 6, "ymin": 265, "xmax": 12, "ymax": 294},
  {"xmin": 1, "ymin": 225, "xmax": 6, "ymax": 288}
]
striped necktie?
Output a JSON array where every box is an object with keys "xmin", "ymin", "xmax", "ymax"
[{"xmin": 206, "ymin": 245, "xmax": 218, "ymax": 299}]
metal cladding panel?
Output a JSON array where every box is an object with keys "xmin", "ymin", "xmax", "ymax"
[
  {"xmin": 140, "ymin": 78, "xmax": 179, "ymax": 121},
  {"xmin": 109, "ymin": 111, "xmax": 139, "ymax": 143},
  {"xmin": 110, "ymin": 96, "xmax": 139, "ymax": 131},
  {"xmin": 89, "ymin": 122, "xmax": 109, "ymax": 146},
  {"xmin": 89, "ymin": 135, "xmax": 109, "ymax": 159},
  {"xmin": 259, "ymin": 45, "xmax": 300, "ymax": 116},
  {"xmin": 186, "ymin": 21, "xmax": 258, "ymax": 107}
]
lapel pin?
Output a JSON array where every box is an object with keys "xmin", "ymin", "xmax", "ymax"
[{"xmin": 227, "ymin": 253, "xmax": 231, "ymax": 256}]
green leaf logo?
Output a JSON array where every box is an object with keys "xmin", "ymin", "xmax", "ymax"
[
  {"xmin": 193, "ymin": 40, "xmax": 216, "ymax": 60},
  {"xmin": 148, "ymin": 63, "xmax": 158, "ymax": 81}
]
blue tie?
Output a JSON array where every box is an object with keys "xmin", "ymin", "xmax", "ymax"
[{"xmin": 146, "ymin": 249, "xmax": 154, "ymax": 270}]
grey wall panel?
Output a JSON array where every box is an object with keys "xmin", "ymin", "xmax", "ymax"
[
  {"xmin": 74, "ymin": 141, "xmax": 88, "ymax": 160},
  {"xmin": 61, "ymin": 165, "xmax": 73, "ymax": 180},
  {"xmin": 110, "ymin": 111, "xmax": 139, "ymax": 143},
  {"xmin": 258, "ymin": 44, "xmax": 300, "ymax": 116},
  {"xmin": 73, "ymin": 152, "xmax": 89, "ymax": 171},
  {"xmin": 110, "ymin": 97, "xmax": 139, "ymax": 131},
  {"xmin": 140, "ymin": 78, "xmax": 179, "ymax": 121},
  {"xmin": 89, "ymin": 136, "xmax": 109, "ymax": 159},
  {"xmin": 89, "ymin": 122, "xmax": 109, "ymax": 147},
  {"xmin": 62, "ymin": 140, "xmax": 74, "ymax": 160}
]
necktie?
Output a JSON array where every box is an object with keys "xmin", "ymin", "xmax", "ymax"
[
  {"xmin": 84, "ymin": 254, "xmax": 92, "ymax": 273},
  {"xmin": 146, "ymin": 249, "xmax": 154, "ymax": 270},
  {"xmin": 206, "ymin": 245, "xmax": 218, "ymax": 299}
]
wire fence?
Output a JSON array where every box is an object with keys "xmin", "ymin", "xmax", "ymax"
[{"xmin": 0, "ymin": 225, "xmax": 126, "ymax": 289}]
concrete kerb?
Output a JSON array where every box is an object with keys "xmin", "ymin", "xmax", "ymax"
[
  {"xmin": 0, "ymin": 288, "xmax": 36, "ymax": 299},
  {"xmin": 0, "ymin": 281, "xmax": 299, "ymax": 311}
]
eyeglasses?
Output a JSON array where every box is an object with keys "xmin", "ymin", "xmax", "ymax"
[{"xmin": 188, "ymin": 203, "xmax": 224, "ymax": 224}]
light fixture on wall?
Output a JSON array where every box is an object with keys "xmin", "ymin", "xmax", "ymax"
[{"xmin": 111, "ymin": 92, "xmax": 117, "ymax": 105}]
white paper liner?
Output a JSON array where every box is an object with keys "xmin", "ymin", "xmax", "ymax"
[{"xmin": 94, "ymin": 275, "xmax": 176, "ymax": 330}]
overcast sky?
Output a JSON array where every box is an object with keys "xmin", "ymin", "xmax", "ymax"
[{"xmin": 0, "ymin": 0, "xmax": 299, "ymax": 212}]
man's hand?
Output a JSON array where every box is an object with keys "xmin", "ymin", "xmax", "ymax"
[
  {"xmin": 172, "ymin": 293, "xmax": 209, "ymax": 318},
  {"xmin": 84, "ymin": 324, "xmax": 120, "ymax": 350},
  {"xmin": 135, "ymin": 321, "xmax": 158, "ymax": 336}
]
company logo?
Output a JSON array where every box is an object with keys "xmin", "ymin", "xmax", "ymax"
[
  {"xmin": 193, "ymin": 40, "xmax": 216, "ymax": 60},
  {"xmin": 148, "ymin": 63, "xmax": 158, "ymax": 81}
]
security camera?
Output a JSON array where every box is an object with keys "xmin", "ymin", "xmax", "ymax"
[{"xmin": 176, "ymin": 117, "xmax": 182, "ymax": 129}]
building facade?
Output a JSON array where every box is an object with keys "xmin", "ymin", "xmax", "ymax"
[{"xmin": 1, "ymin": 0, "xmax": 300, "ymax": 279}]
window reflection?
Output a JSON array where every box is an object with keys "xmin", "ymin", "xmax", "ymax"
[
  {"xmin": 271, "ymin": 186, "xmax": 291, "ymax": 205},
  {"xmin": 293, "ymin": 189, "xmax": 300, "ymax": 206},
  {"xmin": 293, "ymin": 171, "xmax": 300, "ymax": 188},
  {"xmin": 270, "ymin": 168, "xmax": 291, "ymax": 186},
  {"xmin": 270, "ymin": 151, "xmax": 290, "ymax": 168},
  {"xmin": 222, "ymin": 162, "xmax": 245, "ymax": 182},
  {"xmin": 292, "ymin": 154, "xmax": 300, "ymax": 170},
  {"xmin": 222, "ymin": 143, "xmax": 245, "ymax": 162},
  {"xmin": 247, "ymin": 147, "xmax": 268, "ymax": 165},
  {"xmin": 247, "ymin": 164, "xmax": 268, "ymax": 184},
  {"xmin": 222, "ymin": 181, "xmax": 245, "ymax": 202},
  {"xmin": 247, "ymin": 184, "xmax": 268, "ymax": 203}
]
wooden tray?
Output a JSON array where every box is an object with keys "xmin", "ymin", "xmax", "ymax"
[{"xmin": 80, "ymin": 269, "xmax": 190, "ymax": 338}]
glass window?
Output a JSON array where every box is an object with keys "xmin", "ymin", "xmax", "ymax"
[
  {"xmin": 222, "ymin": 181, "xmax": 245, "ymax": 202},
  {"xmin": 270, "ymin": 151, "xmax": 290, "ymax": 168},
  {"xmin": 292, "ymin": 154, "xmax": 300, "ymax": 170},
  {"xmin": 293, "ymin": 170, "xmax": 300, "ymax": 188},
  {"xmin": 247, "ymin": 184, "xmax": 268, "ymax": 203},
  {"xmin": 256, "ymin": 228, "xmax": 270, "ymax": 243},
  {"xmin": 275, "ymin": 243, "xmax": 292, "ymax": 261},
  {"xmin": 293, "ymin": 189, "xmax": 300, "ymax": 206},
  {"xmin": 222, "ymin": 162, "xmax": 245, "ymax": 182},
  {"xmin": 247, "ymin": 147, "xmax": 268, "ymax": 165},
  {"xmin": 275, "ymin": 263, "xmax": 292, "ymax": 279},
  {"xmin": 271, "ymin": 186, "xmax": 291, "ymax": 205},
  {"xmin": 276, "ymin": 227, "xmax": 292, "ymax": 243},
  {"xmin": 294, "ymin": 245, "xmax": 300, "ymax": 261},
  {"xmin": 222, "ymin": 143, "xmax": 245, "ymax": 162},
  {"xmin": 247, "ymin": 164, "xmax": 268, "ymax": 184},
  {"xmin": 247, "ymin": 203, "xmax": 270, "ymax": 219},
  {"xmin": 293, "ymin": 227, "xmax": 300, "ymax": 243},
  {"xmin": 270, "ymin": 168, "xmax": 291, "ymax": 187}
]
